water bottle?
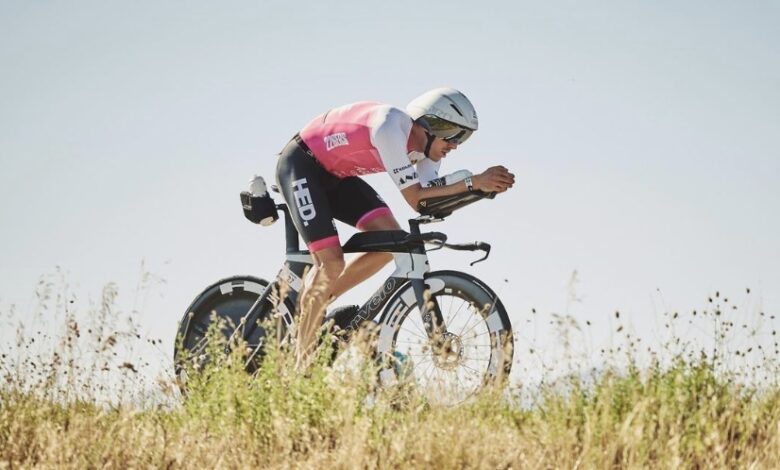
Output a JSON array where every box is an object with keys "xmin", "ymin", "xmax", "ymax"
[
  {"xmin": 249, "ymin": 175, "xmax": 268, "ymax": 198},
  {"xmin": 247, "ymin": 175, "xmax": 277, "ymax": 226}
]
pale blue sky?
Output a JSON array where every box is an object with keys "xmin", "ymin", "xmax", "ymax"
[{"xmin": 1, "ymin": 0, "xmax": 778, "ymax": 380}]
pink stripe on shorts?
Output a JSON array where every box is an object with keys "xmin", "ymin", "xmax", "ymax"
[
  {"xmin": 356, "ymin": 207, "xmax": 393, "ymax": 230},
  {"xmin": 308, "ymin": 235, "xmax": 341, "ymax": 253}
]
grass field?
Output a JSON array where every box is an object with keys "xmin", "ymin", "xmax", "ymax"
[{"xmin": 2, "ymin": 280, "xmax": 779, "ymax": 468}]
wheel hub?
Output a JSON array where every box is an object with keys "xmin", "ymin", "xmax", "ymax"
[{"xmin": 432, "ymin": 332, "xmax": 464, "ymax": 370}]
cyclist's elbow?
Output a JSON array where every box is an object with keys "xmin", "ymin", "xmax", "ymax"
[
  {"xmin": 401, "ymin": 185, "xmax": 422, "ymax": 211},
  {"xmin": 405, "ymin": 195, "xmax": 423, "ymax": 213}
]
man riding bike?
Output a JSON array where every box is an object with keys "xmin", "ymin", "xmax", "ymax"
[{"xmin": 274, "ymin": 87, "xmax": 516, "ymax": 368}]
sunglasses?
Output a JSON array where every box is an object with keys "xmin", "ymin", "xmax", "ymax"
[
  {"xmin": 418, "ymin": 115, "xmax": 474, "ymax": 145},
  {"xmin": 442, "ymin": 128, "xmax": 473, "ymax": 144}
]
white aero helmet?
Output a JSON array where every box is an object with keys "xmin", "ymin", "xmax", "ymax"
[{"xmin": 406, "ymin": 87, "xmax": 478, "ymax": 145}]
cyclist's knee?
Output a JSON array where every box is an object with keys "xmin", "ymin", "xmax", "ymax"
[
  {"xmin": 313, "ymin": 247, "xmax": 345, "ymax": 280},
  {"xmin": 361, "ymin": 215, "xmax": 399, "ymax": 266},
  {"xmin": 320, "ymin": 258, "xmax": 345, "ymax": 280}
]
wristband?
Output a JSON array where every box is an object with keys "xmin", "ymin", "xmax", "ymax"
[{"xmin": 464, "ymin": 176, "xmax": 474, "ymax": 192}]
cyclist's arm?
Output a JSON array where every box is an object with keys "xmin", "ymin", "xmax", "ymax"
[
  {"xmin": 416, "ymin": 157, "xmax": 442, "ymax": 187},
  {"xmin": 371, "ymin": 107, "xmax": 424, "ymax": 191},
  {"xmin": 371, "ymin": 108, "xmax": 470, "ymax": 210},
  {"xmin": 400, "ymin": 181, "xmax": 469, "ymax": 210}
]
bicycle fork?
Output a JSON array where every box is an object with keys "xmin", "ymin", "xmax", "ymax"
[{"xmin": 406, "ymin": 220, "xmax": 447, "ymax": 342}]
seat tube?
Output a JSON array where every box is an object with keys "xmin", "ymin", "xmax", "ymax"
[{"xmin": 279, "ymin": 204, "xmax": 300, "ymax": 253}]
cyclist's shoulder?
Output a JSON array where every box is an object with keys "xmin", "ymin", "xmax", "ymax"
[
  {"xmin": 373, "ymin": 103, "xmax": 411, "ymax": 120},
  {"xmin": 369, "ymin": 104, "xmax": 413, "ymax": 134}
]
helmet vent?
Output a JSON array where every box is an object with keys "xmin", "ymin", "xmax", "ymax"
[{"xmin": 449, "ymin": 103, "xmax": 464, "ymax": 117}]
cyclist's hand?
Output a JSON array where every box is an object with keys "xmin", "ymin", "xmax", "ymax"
[{"xmin": 474, "ymin": 166, "xmax": 515, "ymax": 193}]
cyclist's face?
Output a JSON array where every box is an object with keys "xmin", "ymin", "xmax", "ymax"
[{"xmin": 428, "ymin": 137, "xmax": 459, "ymax": 161}]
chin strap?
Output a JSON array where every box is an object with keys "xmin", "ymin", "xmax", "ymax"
[{"xmin": 423, "ymin": 132, "xmax": 436, "ymax": 158}]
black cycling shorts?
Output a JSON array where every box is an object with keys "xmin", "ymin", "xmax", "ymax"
[{"xmin": 275, "ymin": 138, "xmax": 392, "ymax": 252}]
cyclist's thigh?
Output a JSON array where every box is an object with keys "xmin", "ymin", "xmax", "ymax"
[
  {"xmin": 357, "ymin": 212, "xmax": 401, "ymax": 231},
  {"xmin": 329, "ymin": 177, "xmax": 399, "ymax": 230},
  {"xmin": 276, "ymin": 141, "xmax": 340, "ymax": 252}
]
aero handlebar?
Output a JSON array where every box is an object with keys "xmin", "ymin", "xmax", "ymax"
[{"xmin": 425, "ymin": 239, "xmax": 492, "ymax": 266}]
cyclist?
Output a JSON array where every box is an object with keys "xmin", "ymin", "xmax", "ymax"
[{"xmin": 275, "ymin": 87, "xmax": 515, "ymax": 367}]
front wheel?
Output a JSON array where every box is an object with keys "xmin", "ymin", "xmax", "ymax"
[{"xmin": 375, "ymin": 271, "xmax": 513, "ymax": 405}]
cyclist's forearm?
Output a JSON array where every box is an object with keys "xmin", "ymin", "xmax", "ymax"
[
  {"xmin": 401, "ymin": 181, "xmax": 468, "ymax": 209},
  {"xmin": 421, "ymin": 181, "xmax": 470, "ymax": 198}
]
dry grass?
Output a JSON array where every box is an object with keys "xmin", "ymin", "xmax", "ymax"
[{"xmin": 2, "ymin": 277, "xmax": 780, "ymax": 469}]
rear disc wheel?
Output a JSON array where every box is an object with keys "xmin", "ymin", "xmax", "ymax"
[{"xmin": 174, "ymin": 276, "xmax": 291, "ymax": 383}]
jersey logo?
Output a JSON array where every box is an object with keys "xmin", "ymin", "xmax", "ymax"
[
  {"xmin": 427, "ymin": 177, "xmax": 446, "ymax": 187},
  {"xmin": 392, "ymin": 164, "xmax": 413, "ymax": 174},
  {"xmin": 324, "ymin": 132, "xmax": 349, "ymax": 151},
  {"xmin": 291, "ymin": 178, "xmax": 316, "ymax": 226},
  {"xmin": 398, "ymin": 173, "xmax": 418, "ymax": 186}
]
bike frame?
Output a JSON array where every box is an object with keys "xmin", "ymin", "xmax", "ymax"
[{"xmin": 240, "ymin": 204, "xmax": 446, "ymax": 344}]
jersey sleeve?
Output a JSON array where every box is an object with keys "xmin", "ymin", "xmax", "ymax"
[
  {"xmin": 416, "ymin": 158, "xmax": 442, "ymax": 187},
  {"xmin": 369, "ymin": 107, "xmax": 419, "ymax": 190}
]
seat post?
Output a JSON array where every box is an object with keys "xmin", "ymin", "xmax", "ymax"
[{"xmin": 279, "ymin": 204, "xmax": 300, "ymax": 253}]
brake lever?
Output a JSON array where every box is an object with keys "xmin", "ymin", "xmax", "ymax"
[{"xmin": 469, "ymin": 242, "xmax": 492, "ymax": 266}]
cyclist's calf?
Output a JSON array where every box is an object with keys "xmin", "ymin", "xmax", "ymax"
[
  {"xmin": 296, "ymin": 247, "xmax": 345, "ymax": 365},
  {"xmin": 301, "ymin": 248, "xmax": 345, "ymax": 315}
]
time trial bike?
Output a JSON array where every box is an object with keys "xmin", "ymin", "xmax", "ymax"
[{"xmin": 174, "ymin": 183, "xmax": 514, "ymax": 403}]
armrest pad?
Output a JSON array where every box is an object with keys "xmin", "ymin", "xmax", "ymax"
[{"xmin": 417, "ymin": 191, "xmax": 496, "ymax": 218}]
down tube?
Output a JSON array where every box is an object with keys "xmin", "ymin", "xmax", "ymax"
[{"xmin": 348, "ymin": 276, "xmax": 408, "ymax": 331}]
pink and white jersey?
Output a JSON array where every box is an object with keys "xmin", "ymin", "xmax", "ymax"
[{"xmin": 299, "ymin": 102, "xmax": 439, "ymax": 190}]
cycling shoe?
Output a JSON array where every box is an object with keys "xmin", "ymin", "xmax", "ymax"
[{"xmin": 324, "ymin": 304, "xmax": 360, "ymax": 331}]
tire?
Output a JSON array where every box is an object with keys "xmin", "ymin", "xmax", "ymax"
[
  {"xmin": 174, "ymin": 275, "xmax": 293, "ymax": 379},
  {"xmin": 374, "ymin": 270, "xmax": 513, "ymax": 404}
]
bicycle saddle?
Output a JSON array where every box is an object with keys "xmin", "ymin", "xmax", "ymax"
[{"xmin": 341, "ymin": 230, "xmax": 411, "ymax": 253}]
